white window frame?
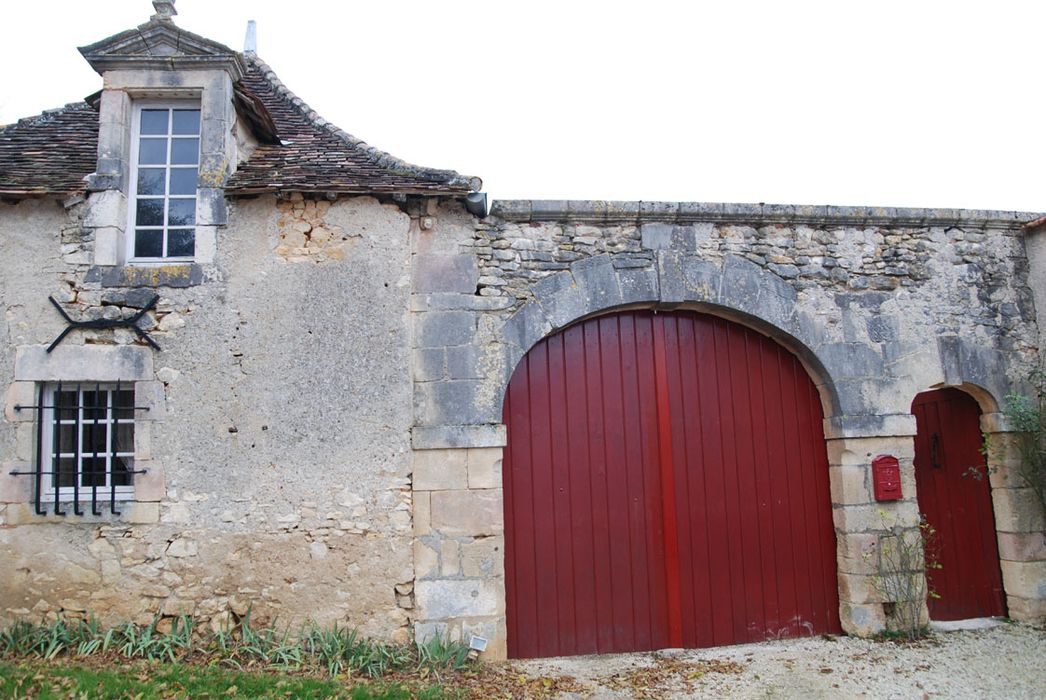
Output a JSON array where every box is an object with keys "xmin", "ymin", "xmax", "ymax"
[
  {"xmin": 39, "ymin": 383, "xmax": 136, "ymax": 503},
  {"xmin": 126, "ymin": 100, "xmax": 201, "ymax": 264}
]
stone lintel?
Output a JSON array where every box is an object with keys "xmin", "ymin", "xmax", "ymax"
[
  {"xmin": 824, "ymin": 413, "xmax": 918, "ymax": 440},
  {"xmin": 15, "ymin": 345, "xmax": 154, "ymax": 382}
]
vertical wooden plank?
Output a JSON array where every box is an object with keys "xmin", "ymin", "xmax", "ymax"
[
  {"xmin": 503, "ymin": 381, "xmax": 519, "ymax": 656},
  {"xmin": 564, "ymin": 322, "xmax": 598, "ymax": 654},
  {"xmin": 619, "ymin": 311, "xmax": 661, "ymax": 648},
  {"xmin": 796, "ymin": 362, "xmax": 841, "ymax": 633},
  {"xmin": 504, "ymin": 356, "xmax": 538, "ymax": 657},
  {"xmin": 525, "ymin": 340, "xmax": 559, "ymax": 657},
  {"xmin": 695, "ymin": 317, "xmax": 732, "ymax": 646},
  {"xmin": 652, "ymin": 314, "xmax": 684, "ymax": 648},
  {"xmin": 781, "ymin": 352, "xmax": 815, "ymax": 637},
  {"xmin": 730, "ymin": 327, "xmax": 765, "ymax": 640},
  {"xmin": 546, "ymin": 331, "xmax": 576, "ymax": 654},
  {"xmin": 584, "ymin": 320, "xmax": 615, "ymax": 653},
  {"xmin": 598, "ymin": 316, "xmax": 637, "ymax": 652},
  {"xmin": 747, "ymin": 335, "xmax": 781, "ymax": 634},
  {"xmin": 635, "ymin": 313, "xmax": 670, "ymax": 650},
  {"xmin": 675, "ymin": 314, "xmax": 715, "ymax": 648}
]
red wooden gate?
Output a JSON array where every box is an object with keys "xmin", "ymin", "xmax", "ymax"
[
  {"xmin": 912, "ymin": 389, "xmax": 1006, "ymax": 620},
  {"xmin": 503, "ymin": 310, "xmax": 841, "ymax": 658}
]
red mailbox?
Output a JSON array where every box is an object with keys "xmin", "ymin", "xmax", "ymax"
[{"xmin": 872, "ymin": 454, "xmax": 902, "ymax": 501}]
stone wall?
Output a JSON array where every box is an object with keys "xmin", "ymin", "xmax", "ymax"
[
  {"xmin": 3, "ymin": 193, "xmax": 1045, "ymax": 660},
  {"xmin": 410, "ymin": 201, "xmax": 1045, "ymax": 652},
  {"xmin": 0, "ymin": 193, "xmax": 420, "ymax": 641}
]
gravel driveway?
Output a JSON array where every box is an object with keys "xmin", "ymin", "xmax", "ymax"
[{"xmin": 505, "ymin": 621, "xmax": 1046, "ymax": 698}]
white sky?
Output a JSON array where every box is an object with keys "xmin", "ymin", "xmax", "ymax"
[{"xmin": 1, "ymin": 1, "xmax": 1043, "ymax": 212}]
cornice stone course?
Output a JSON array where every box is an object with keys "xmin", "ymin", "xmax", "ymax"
[{"xmin": 491, "ymin": 199, "xmax": 1043, "ymax": 230}]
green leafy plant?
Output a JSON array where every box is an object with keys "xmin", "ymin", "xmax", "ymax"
[
  {"xmin": 0, "ymin": 613, "xmax": 473, "ymax": 680},
  {"xmin": 415, "ymin": 634, "xmax": 472, "ymax": 678},
  {"xmin": 1001, "ymin": 367, "xmax": 1046, "ymax": 516}
]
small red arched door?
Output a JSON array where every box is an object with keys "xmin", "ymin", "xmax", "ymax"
[
  {"xmin": 503, "ymin": 310, "xmax": 841, "ymax": 659},
  {"xmin": 912, "ymin": 388, "xmax": 1006, "ymax": 620}
]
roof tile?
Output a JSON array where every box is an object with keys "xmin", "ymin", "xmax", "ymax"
[
  {"xmin": 0, "ymin": 103, "xmax": 98, "ymax": 196},
  {"xmin": 0, "ymin": 55, "xmax": 478, "ymax": 198}
]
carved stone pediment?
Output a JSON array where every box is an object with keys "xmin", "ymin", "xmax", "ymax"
[{"xmin": 78, "ymin": 19, "xmax": 246, "ymax": 80}]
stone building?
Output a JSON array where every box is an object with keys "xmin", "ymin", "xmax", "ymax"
[{"xmin": 1, "ymin": 2, "xmax": 1044, "ymax": 660}]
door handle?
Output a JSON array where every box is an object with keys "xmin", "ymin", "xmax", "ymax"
[{"xmin": 931, "ymin": 433, "xmax": 941, "ymax": 469}]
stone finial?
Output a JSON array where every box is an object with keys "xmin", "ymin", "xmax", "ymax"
[{"xmin": 151, "ymin": 0, "xmax": 177, "ymax": 21}]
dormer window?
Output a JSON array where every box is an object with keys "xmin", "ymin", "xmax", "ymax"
[{"xmin": 128, "ymin": 103, "xmax": 200, "ymax": 261}]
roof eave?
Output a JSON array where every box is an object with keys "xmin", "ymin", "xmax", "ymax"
[{"xmin": 225, "ymin": 185, "xmax": 475, "ymax": 197}]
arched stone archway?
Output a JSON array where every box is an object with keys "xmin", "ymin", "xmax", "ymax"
[{"xmin": 501, "ymin": 308, "xmax": 842, "ymax": 657}]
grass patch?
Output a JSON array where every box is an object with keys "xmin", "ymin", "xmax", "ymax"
[
  {"xmin": 0, "ymin": 661, "xmax": 463, "ymax": 699},
  {"xmin": 0, "ymin": 659, "xmax": 450, "ymax": 699}
]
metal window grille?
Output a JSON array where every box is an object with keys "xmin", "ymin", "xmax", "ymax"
[{"xmin": 11, "ymin": 382, "xmax": 148, "ymax": 516}]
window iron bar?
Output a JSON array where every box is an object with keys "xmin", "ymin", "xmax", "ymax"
[
  {"xmin": 14, "ymin": 404, "xmax": 150, "ymax": 412},
  {"xmin": 33, "ymin": 384, "xmax": 45, "ymax": 516},
  {"xmin": 52, "ymin": 381, "xmax": 64, "ymax": 516},
  {"xmin": 9, "ymin": 469, "xmax": 148, "ymax": 477},
  {"xmin": 92, "ymin": 381, "xmax": 101, "ymax": 515},
  {"xmin": 71, "ymin": 380, "xmax": 82, "ymax": 515},
  {"xmin": 46, "ymin": 294, "xmax": 161, "ymax": 352},
  {"xmin": 111, "ymin": 380, "xmax": 120, "ymax": 515}
]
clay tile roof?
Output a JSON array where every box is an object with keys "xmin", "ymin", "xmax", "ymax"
[
  {"xmin": 0, "ymin": 102, "xmax": 99, "ymax": 197},
  {"xmin": 1022, "ymin": 215, "xmax": 1046, "ymax": 233},
  {"xmin": 226, "ymin": 55, "xmax": 480, "ymax": 195},
  {"xmin": 0, "ymin": 56, "xmax": 479, "ymax": 198}
]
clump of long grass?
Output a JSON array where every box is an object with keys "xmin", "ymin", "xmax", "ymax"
[{"xmin": 0, "ymin": 610, "xmax": 474, "ymax": 678}]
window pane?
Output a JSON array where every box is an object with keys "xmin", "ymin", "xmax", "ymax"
[
  {"xmin": 138, "ymin": 138, "xmax": 167, "ymax": 165},
  {"xmin": 113, "ymin": 423, "xmax": 134, "ymax": 454},
  {"xmin": 134, "ymin": 230, "xmax": 163, "ymax": 258},
  {"xmin": 55, "ymin": 390, "xmax": 77, "ymax": 422},
  {"xmin": 135, "ymin": 199, "xmax": 164, "ymax": 226},
  {"xmin": 82, "ymin": 420, "xmax": 105, "ymax": 457},
  {"xmin": 113, "ymin": 390, "xmax": 135, "ymax": 420},
  {"xmin": 171, "ymin": 138, "xmax": 199, "ymax": 165},
  {"xmin": 57, "ymin": 457, "xmax": 76, "ymax": 488},
  {"xmin": 82, "ymin": 456, "xmax": 106, "ymax": 487},
  {"xmin": 169, "ymin": 168, "xmax": 197, "ymax": 195},
  {"xmin": 81, "ymin": 390, "xmax": 105, "ymax": 422},
  {"xmin": 167, "ymin": 229, "xmax": 196, "ymax": 258},
  {"xmin": 56, "ymin": 421, "xmax": 76, "ymax": 456},
  {"xmin": 112, "ymin": 457, "xmax": 134, "ymax": 487},
  {"xmin": 172, "ymin": 109, "xmax": 201, "ymax": 135},
  {"xmin": 167, "ymin": 199, "xmax": 196, "ymax": 226},
  {"xmin": 137, "ymin": 168, "xmax": 165, "ymax": 196},
  {"xmin": 140, "ymin": 109, "xmax": 169, "ymax": 135}
]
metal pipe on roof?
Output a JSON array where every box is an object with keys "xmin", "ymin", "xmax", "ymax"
[
  {"xmin": 244, "ymin": 20, "xmax": 257, "ymax": 54},
  {"xmin": 465, "ymin": 192, "xmax": 487, "ymax": 218}
]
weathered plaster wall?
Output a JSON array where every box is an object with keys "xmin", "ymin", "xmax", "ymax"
[
  {"xmin": 410, "ymin": 201, "xmax": 1046, "ymax": 651},
  {"xmin": 0, "ymin": 194, "xmax": 418, "ymax": 641},
  {"xmin": 3, "ymin": 194, "xmax": 1045, "ymax": 658},
  {"xmin": 0, "ymin": 199, "xmax": 76, "ymax": 501}
]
